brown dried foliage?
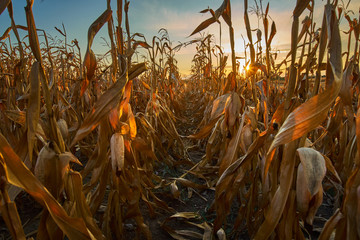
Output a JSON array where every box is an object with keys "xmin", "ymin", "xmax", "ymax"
[{"xmin": 0, "ymin": 0, "xmax": 360, "ymax": 239}]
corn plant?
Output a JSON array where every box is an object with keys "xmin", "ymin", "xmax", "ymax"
[{"xmin": 1, "ymin": 0, "xmax": 360, "ymax": 239}]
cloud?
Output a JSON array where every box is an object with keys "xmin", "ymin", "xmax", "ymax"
[
  {"xmin": 133, "ymin": 2, "xmax": 211, "ymax": 40},
  {"xmin": 128, "ymin": 0, "xmax": 356, "ymax": 75}
]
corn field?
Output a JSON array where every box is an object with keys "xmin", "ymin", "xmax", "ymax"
[{"xmin": 0, "ymin": 0, "xmax": 360, "ymax": 239}]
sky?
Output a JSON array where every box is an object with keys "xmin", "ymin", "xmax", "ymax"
[{"xmin": 0, "ymin": 0, "xmax": 358, "ymax": 75}]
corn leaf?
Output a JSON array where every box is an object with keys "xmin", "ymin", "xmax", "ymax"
[
  {"xmin": 82, "ymin": 9, "xmax": 112, "ymax": 94},
  {"xmin": 71, "ymin": 63, "xmax": 146, "ymax": 146},
  {"xmin": 25, "ymin": 0, "xmax": 42, "ymax": 62},
  {"xmin": 0, "ymin": 133, "xmax": 96, "ymax": 239},
  {"xmin": 26, "ymin": 61, "xmax": 41, "ymax": 164},
  {"xmin": 268, "ymin": 5, "xmax": 343, "ymax": 155},
  {"xmin": 254, "ymin": 140, "xmax": 297, "ymax": 240}
]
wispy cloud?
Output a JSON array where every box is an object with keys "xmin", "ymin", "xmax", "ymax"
[
  {"xmin": 133, "ymin": 1, "xmax": 211, "ymax": 40},
  {"xmin": 128, "ymin": 0, "xmax": 358, "ymax": 75}
]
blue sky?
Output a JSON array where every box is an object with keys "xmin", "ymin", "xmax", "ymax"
[{"xmin": 0, "ymin": 0, "xmax": 357, "ymax": 75}]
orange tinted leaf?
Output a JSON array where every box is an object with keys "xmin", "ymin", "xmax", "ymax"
[
  {"xmin": 82, "ymin": 9, "xmax": 112, "ymax": 93},
  {"xmin": 269, "ymin": 62, "xmax": 342, "ymax": 154},
  {"xmin": 5, "ymin": 110, "xmax": 26, "ymax": 127},
  {"xmin": 71, "ymin": 63, "xmax": 146, "ymax": 146},
  {"xmin": 269, "ymin": 82, "xmax": 339, "ymax": 154},
  {"xmin": 109, "ymin": 105, "xmax": 121, "ymax": 130},
  {"xmin": 0, "ymin": 133, "xmax": 95, "ymax": 239},
  {"xmin": 141, "ymin": 80, "xmax": 151, "ymax": 90},
  {"xmin": 132, "ymin": 41, "xmax": 151, "ymax": 50},
  {"xmin": 83, "ymin": 49, "xmax": 97, "ymax": 88},
  {"xmin": 86, "ymin": 9, "xmax": 112, "ymax": 49},
  {"xmin": 128, "ymin": 105, "xmax": 137, "ymax": 139},
  {"xmin": 80, "ymin": 78, "xmax": 90, "ymax": 97},
  {"xmin": 188, "ymin": 116, "xmax": 222, "ymax": 139},
  {"xmin": 132, "ymin": 137, "xmax": 157, "ymax": 161},
  {"xmin": 269, "ymin": 4, "xmax": 342, "ymax": 154}
]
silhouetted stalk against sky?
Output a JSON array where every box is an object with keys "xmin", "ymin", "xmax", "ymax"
[{"xmin": 244, "ymin": 0, "xmax": 257, "ymax": 108}]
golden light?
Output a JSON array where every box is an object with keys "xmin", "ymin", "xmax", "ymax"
[{"xmin": 246, "ymin": 65, "xmax": 250, "ymax": 72}]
